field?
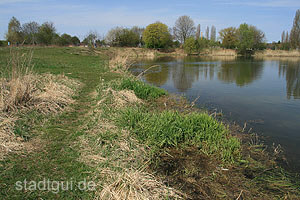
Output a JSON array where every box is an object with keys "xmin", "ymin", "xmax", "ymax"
[{"xmin": 0, "ymin": 46, "xmax": 299, "ymax": 199}]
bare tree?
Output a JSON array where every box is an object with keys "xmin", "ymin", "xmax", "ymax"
[
  {"xmin": 195, "ymin": 24, "xmax": 201, "ymax": 39},
  {"xmin": 173, "ymin": 15, "xmax": 196, "ymax": 43},
  {"xmin": 205, "ymin": 26, "xmax": 210, "ymax": 40},
  {"xmin": 105, "ymin": 27, "xmax": 123, "ymax": 45},
  {"xmin": 83, "ymin": 30, "xmax": 99, "ymax": 46},
  {"xmin": 210, "ymin": 25, "xmax": 216, "ymax": 42},
  {"xmin": 22, "ymin": 21, "xmax": 40, "ymax": 44},
  {"xmin": 285, "ymin": 31, "xmax": 289, "ymax": 44},
  {"xmin": 290, "ymin": 9, "xmax": 300, "ymax": 49},
  {"xmin": 281, "ymin": 31, "xmax": 286, "ymax": 43}
]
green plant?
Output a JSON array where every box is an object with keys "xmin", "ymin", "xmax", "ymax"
[
  {"xmin": 118, "ymin": 78, "xmax": 167, "ymax": 100},
  {"xmin": 119, "ymin": 107, "xmax": 240, "ymax": 162},
  {"xmin": 184, "ymin": 37, "xmax": 197, "ymax": 54}
]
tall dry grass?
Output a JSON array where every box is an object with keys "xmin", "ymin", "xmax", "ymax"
[
  {"xmin": 0, "ymin": 49, "xmax": 34, "ymax": 112},
  {"xmin": 0, "ymin": 49, "xmax": 79, "ymax": 159},
  {"xmin": 255, "ymin": 49, "xmax": 300, "ymax": 58}
]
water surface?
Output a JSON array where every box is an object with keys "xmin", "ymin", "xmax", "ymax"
[{"xmin": 131, "ymin": 56, "xmax": 300, "ymax": 172}]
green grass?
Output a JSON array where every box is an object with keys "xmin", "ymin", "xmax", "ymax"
[
  {"xmin": 0, "ymin": 47, "xmax": 114, "ymax": 199},
  {"xmin": 118, "ymin": 107, "xmax": 240, "ymax": 162},
  {"xmin": 117, "ymin": 78, "xmax": 167, "ymax": 100},
  {"xmin": 13, "ymin": 110, "xmax": 44, "ymax": 141}
]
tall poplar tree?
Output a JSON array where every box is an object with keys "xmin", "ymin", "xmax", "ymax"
[
  {"xmin": 210, "ymin": 26, "xmax": 216, "ymax": 42},
  {"xmin": 290, "ymin": 9, "xmax": 300, "ymax": 49}
]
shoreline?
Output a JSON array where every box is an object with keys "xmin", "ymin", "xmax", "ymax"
[{"xmin": 93, "ymin": 46, "xmax": 300, "ymax": 58}]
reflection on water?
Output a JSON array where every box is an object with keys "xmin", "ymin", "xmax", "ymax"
[
  {"xmin": 278, "ymin": 60, "xmax": 300, "ymax": 99},
  {"xmin": 218, "ymin": 60, "xmax": 263, "ymax": 86},
  {"xmin": 135, "ymin": 57, "xmax": 300, "ymax": 98},
  {"xmin": 131, "ymin": 56, "xmax": 300, "ymax": 172}
]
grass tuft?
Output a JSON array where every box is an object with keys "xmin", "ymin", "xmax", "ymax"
[
  {"xmin": 99, "ymin": 169, "xmax": 185, "ymax": 199},
  {"xmin": 118, "ymin": 78, "xmax": 167, "ymax": 100},
  {"xmin": 118, "ymin": 107, "xmax": 241, "ymax": 162}
]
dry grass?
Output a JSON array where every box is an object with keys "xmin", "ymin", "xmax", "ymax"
[
  {"xmin": 109, "ymin": 54, "xmax": 132, "ymax": 71},
  {"xmin": 0, "ymin": 49, "xmax": 80, "ymax": 159},
  {"xmin": 204, "ymin": 48, "xmax": 237, "ymax": 57},
  {"xmin": 255, "ymin": 49, "xmax": 300, "ymax": 58},
  {"xmin": 108, "ymin": 48, "xmax": 158, "ymax": 72},
  {"xmin": 98, "ymin": 169, "xmax": 184, "ymax": 200},
  {"xmin": 1, "ymin": 73, "xmax": 78, "ymax": 114},
  {"xmin": 98, "ymin": 88, "xmax": 143, "ymax": 108}
]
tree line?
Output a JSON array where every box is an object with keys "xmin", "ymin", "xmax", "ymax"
[
  {"xmin": 4, "ymin": 17, "xmax": 80, "ymax": 46},
  {"xmin": 2, "ymin": 9, "xmax": 300, "ymax": 54},
  {"xmin": 279, "ymin": 9, "xmax": 300, "ymax": 50}
]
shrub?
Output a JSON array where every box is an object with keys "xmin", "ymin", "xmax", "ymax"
[
  {"xmin": 0, "ymin": 40, "xmax": 8, "ymax": 47},
  {"xmin": 184, "ymin": 37, "xmax": 197, "ymax": 54}
]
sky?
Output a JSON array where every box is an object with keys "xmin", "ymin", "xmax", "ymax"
[{"xmin": 0, "ymin": 0, "xmax": 299, "ymax": 42}]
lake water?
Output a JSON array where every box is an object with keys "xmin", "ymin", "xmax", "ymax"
[{"xmin": 131, "ymin": 56, "xmax": 300, "ymax": 172}]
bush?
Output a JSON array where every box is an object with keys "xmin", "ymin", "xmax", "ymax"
[
  {"xmin": 184, "ymin": 37, "xmax": 197, "ymax": 54},
  {"xmin": 0, "ymin": 40, "xmax": 8, "ymax": 47},
  {"xmin": 183, "ymin": 37, "xmax": 210, "ymax": 54},
  {"xmin": 119, "ymin": 108, "xmax": 240, "ymax": 162},
  {"xmin": 118, "ymin": 78, "xmax": 167, "ymax": 100}
]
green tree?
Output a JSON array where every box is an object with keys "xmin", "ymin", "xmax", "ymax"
[
  {"xmin": 57, "ymin": 33, "xmax": 73, "ymax": 46},
  {"xmin": 106, "ymin": 27, "xmax": 142, "ymax": 47},
  {"xmin": 219, "ymin": 27, "xmax": 238, "ymax": 49},
  {"xmin": 131, "ymin": 26, "xmax": 144, "ymax": 45},
  {"xmin": 143, "ymin": 22, "xmax": 172, "ymax": 49},
  {"xmin": 71, "ymin": 36, "xmax": 80, "ymax": 46},
  {"xmin": 37, "ymin": 22, "xmax": 56, "ymax": 45},
  {"xmin": 6, "ymin": 17, "xmax": 23, "ymax": 45},
  {"xmin": 237, "ymin": 23, "xmax": 265, "ymax": 54},
  {"xmin": 121, "ymin": 29, "xmax": 139, "ymax": 47},
  {"xmin": 290, "ymin": 9, "xmax": 300, "ymax": 49},
  {"xmin": 251, "ymin": 25, "xmax": 266, "ymax": 50},
  {"xmin": 237, "ymin": 23, "xmax": 254, "ymax": 54}
]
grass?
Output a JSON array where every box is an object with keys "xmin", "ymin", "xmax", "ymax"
[
  {"xmin": 117, "ymin": 78, "xmax": 167, "ymax": 100},
  {"xmin": 118, "ymin": 107, "xmax": 240, "ymax": 163},
  {"xmin": 0, "ymin": 47, "xmax": 111, "ymax": 199}
]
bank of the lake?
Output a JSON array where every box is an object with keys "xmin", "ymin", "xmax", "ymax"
[
  {"xmin": 0, "ymin": 47, "xmax": 299, "ymax": 199},
  {"xmin": 131, "ymin": 55, "xmax": 300, "ymax": 172}
]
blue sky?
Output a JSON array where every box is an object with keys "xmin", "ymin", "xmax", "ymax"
[{"xmin": 0, "ymin": 0, "xmax": 299, "ymax": 42}]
